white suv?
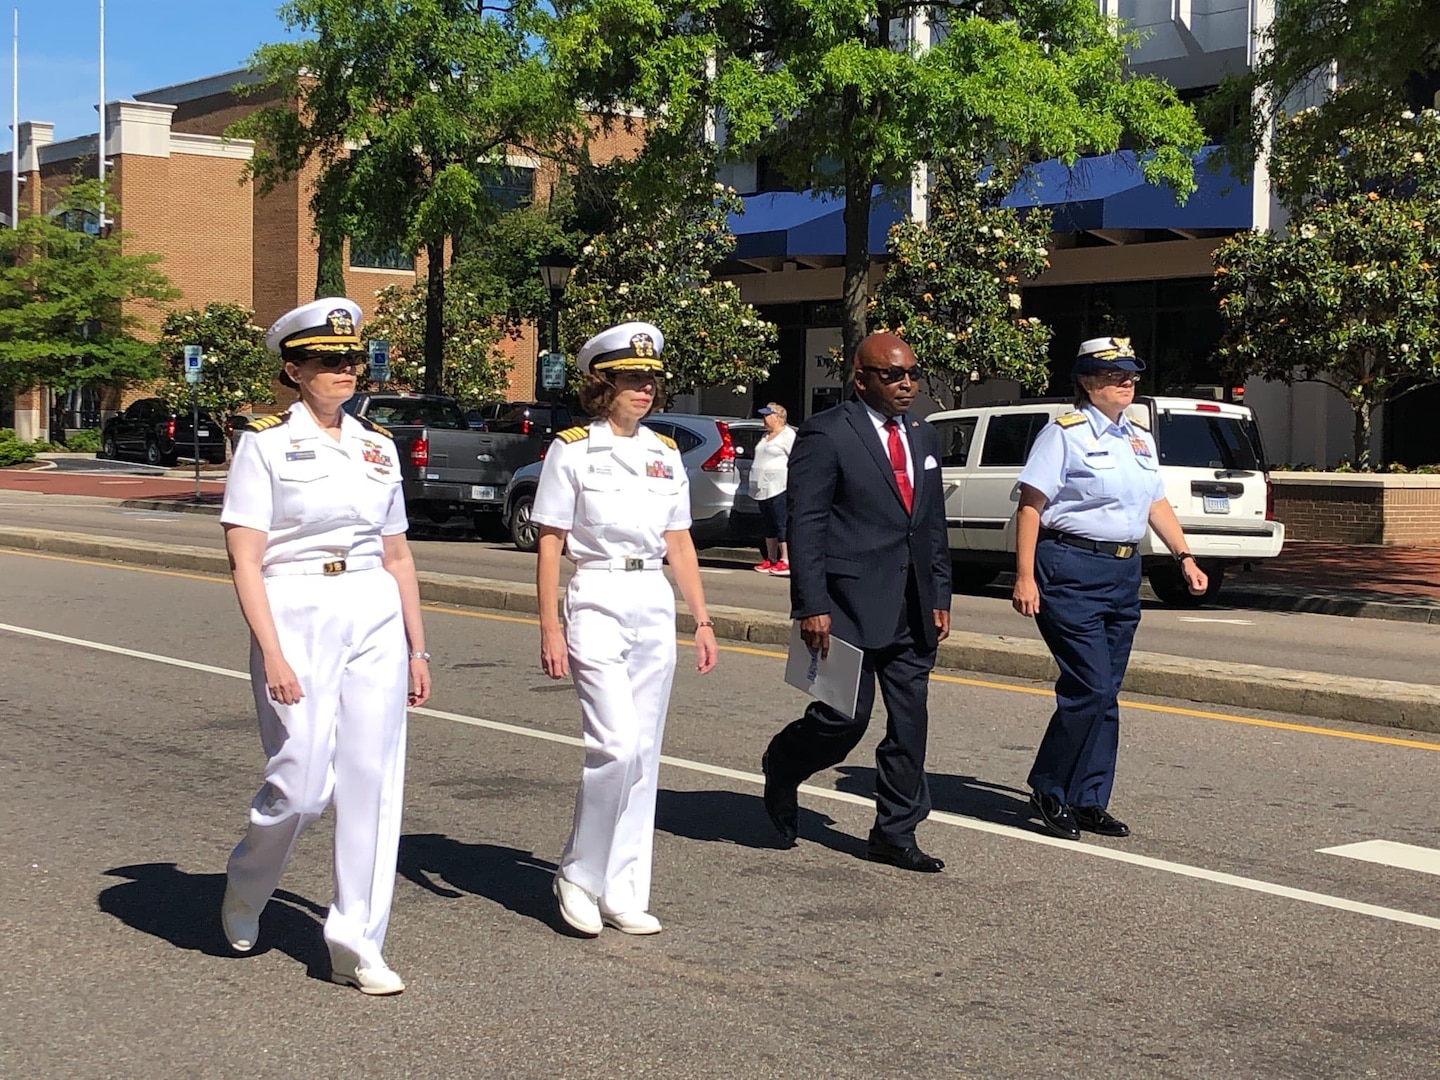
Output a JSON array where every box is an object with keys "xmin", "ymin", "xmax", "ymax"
[{"xmin": 926, "ymin": 396, "xmax": 1285, "ymax": 607}]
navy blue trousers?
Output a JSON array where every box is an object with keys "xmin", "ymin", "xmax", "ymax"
[
  {"xmin": 1027, "ymin": 538, "xmax": 1142, "ymax": 810},
  {"xmin": 766, "ymin": 571, "xmax": 935, "ymax": 844}
]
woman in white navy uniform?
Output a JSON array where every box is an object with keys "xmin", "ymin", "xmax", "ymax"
[
  {"xmin": 218, "ymin": 297, "xmax": 431, "ymax": 995},
  {"xmin": 1012, "ymin": 337, "xmax": 1206, "ymax": 842},
  {"xmin": 532, "ymin": 321, "xmax": 718, "ymax": 936}
]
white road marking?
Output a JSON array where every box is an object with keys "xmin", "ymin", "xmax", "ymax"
[
  {"xmin": 1318, "ymin": 840, "xmax": 1440, "ymax": 878},
  {"xmin": 4, "ymin": 618, "xmax": 1440, "ymax": 933},
  {"xmin": 699, "ymin": 567, "xmax": 734, "ymax": 575},
  {"xmin": 1176, "ymin": 617, "xmax": 1255, "ymax": 625}
]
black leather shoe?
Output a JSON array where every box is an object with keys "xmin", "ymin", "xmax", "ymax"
[
  {"xmin": 761, "ymin": 752, "xmax": 798, "ymax": 847},
  {"xmin": 1073, "ymin": 806, "xmax": 1130, "ymax": 837},
  {"xmin": 865, "ymin": 833, "xmax": 944, "ymax": 873},
  {"xmin": 1029, "ymin": 792, "xmax": 1080, "ymax": 841}
]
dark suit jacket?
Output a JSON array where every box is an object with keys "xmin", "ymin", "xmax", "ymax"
[{"xmin": 786, "ymin": 398, "xmax": 952, "ymax": 651}]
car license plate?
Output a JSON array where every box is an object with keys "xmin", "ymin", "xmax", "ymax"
[
  {"xmin": 1203, "ymin": 495, "xmax": 1230, "ymax": 514},
  {"xmin": 471, "ymin": 485, "xmax": 496, "ymax": 501},
  {"xmin": 197, "ymin": 429, "xmax": 209, "ymax": 437}
]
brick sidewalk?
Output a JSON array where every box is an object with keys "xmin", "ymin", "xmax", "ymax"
[{"xmin": 0, "ymin": 468, "xmax": 224, "ymax": 501}]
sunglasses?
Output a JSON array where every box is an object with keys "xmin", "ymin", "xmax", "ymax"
[
  {"xmin": 1090, "ymin": 371, "xmax": 1141, "ymax": 386},
  {"xmin": 306, "ymin": 354, "xmax": 367, "ymax": 371},
  {"xmin": 860, "ymin": 364, "xmax": 923, "ymax": 385}
]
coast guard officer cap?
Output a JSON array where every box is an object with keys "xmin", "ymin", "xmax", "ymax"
[
  {"xmin": 578, "ymin": 321, "xmax": 665, "ymax": 376},
  {"xmin": 1073, "ymin": 336, "xmax": 1146, "ymax": 375}
]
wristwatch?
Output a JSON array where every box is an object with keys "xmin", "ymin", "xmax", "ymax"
[
  {"xmin": 409, "ymin": 651, "xmax": 431, "ymax": 661},
  {"xmin": 1174, "ymin": 552, "xmax": 1195, "ymax": 565}
]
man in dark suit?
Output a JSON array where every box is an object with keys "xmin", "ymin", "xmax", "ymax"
[{"xmin": 761, "ymin": 333, "xmax": 953, "ymax": 872}]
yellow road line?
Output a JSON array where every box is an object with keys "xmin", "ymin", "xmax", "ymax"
[{"xmin": 5, "ymin": 546, "xmax": 1438, "ymax": 753}]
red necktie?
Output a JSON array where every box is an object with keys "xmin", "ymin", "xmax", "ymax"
[{"xmin": 885, "ymin": 418, "xmax": 913, "ymax": 514}]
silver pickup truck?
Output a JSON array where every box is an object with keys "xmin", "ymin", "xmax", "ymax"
[{"xmin": 343, "ymin": 392, "xmax": 543, "ymax": 532}]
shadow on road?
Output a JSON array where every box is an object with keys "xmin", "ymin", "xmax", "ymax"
[
  {"xmin": 656, "ymin": 787, "xmax": 868, "ymax": 861},
  {"xmin": 97, "ymin": 862, "xmax": 329, "ymax": 979},
  {"xmin": 396, "ymin": 833, "xmax": 570, "ymax": 933},
  {"xmin": 833, "ymin": 765, "xmax": 1034, "ymax": 830}
]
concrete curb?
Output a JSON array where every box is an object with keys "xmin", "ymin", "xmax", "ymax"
[
  {"xmin": 4, "ymin": 524, "xmax": 1439, "ymax": 734},
  {"xmin": 119, "ymin": 498, "xmax": 225, "ymax": 517}
]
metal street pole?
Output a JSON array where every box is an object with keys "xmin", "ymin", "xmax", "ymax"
[
  {"xmin": 192, "ymin": 380, "xmax": 200, "ymax": 499},
  {"xmin": 11, "ymin": 9, "xmax": 17, "ymax": 229},
  {"xmin": 546, "ymin": 291, "xmax": 561, "ymax": 405}
]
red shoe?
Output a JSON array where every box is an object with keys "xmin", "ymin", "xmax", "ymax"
[
  {"xmin": 753, "ymin": 560, "xmax": 775, "ymax": 573},
  {"xmin": 769, "ymin": 560, "xmax": 790, "ymax": 577}
]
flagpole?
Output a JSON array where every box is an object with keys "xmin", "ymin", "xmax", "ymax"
[
  {"xmin": 11, "ymin": 8, "xmax": 17, "ymax": 229},
  {"xmin": 98, "ymin": 0, "xmax": 105, "ymax": 223}
]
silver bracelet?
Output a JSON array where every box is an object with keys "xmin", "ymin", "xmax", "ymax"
[{"xmin": 409, "ymin": 651, "xmax": 431, "ymax": 661}]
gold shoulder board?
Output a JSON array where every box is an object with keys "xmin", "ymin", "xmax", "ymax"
[
  {"xmin": 1055, "ymin": 412, "xmax": 1087, "ymax": 428},
  {"xmin": 1128, "ymin": 411, "xmax": 1150, "ymax": 431},
  {"xmin": 244, "ymin": 414, "xmax": 286, "ymax": 433},
  {"xmin": 358, "ymin": 416, "xmax": 394, "ymax": 440},
  {"xmin": 556, "ymin": 426, "xmax": 589, "ymax": 444},
  {"xmin": 657, "ymin": 433, "xmax": 678, "ymax": 451}
]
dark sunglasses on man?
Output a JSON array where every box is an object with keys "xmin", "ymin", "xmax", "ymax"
[{"xmin": 861, "ymin": 364, "xmax": 923, "ymax": 385}]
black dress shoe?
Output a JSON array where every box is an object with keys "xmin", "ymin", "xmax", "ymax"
[
  {"xmin": 1072, "ymin": 806, "xmax": 1130, "ymax": 837},
  {"xmin": 865, "ymin": 834, "xmax": 944, "ymax": 872},
  {"xmin": 1029, "ymin": 792, "xmax": 1080, "ymax": 841},
  {"xmin": 761, "ymin": 752, "xmax": 798, "ymax": 847}
]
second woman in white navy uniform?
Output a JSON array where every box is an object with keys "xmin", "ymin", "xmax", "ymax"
[
  {"xmin": 532, "ymin": 321, "xmax": 718, "ymax": 937},
  {"xmin": 218, "ymin": 298, "xmax": 431, "ymax": 995}
]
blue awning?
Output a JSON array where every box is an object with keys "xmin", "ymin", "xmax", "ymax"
[
  {"xmin": 1001, "ymin": 147, "xmax": 1252, "ymax": 231},
  {"xmin": 728, "ymin": 148, "xmax": 1250, "ymax": 259},
  {"xmin": 729, "ymin": 187, "xmax": 906, "ymax": 260}
]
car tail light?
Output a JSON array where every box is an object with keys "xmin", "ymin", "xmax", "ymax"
[
  {"xmin": 521, "ymin": 418, "xmax": 532, "ymax": 435},
  {"xmin": 166, "ymin": 418, "xmax": 176, "ymax": 440},
  {"xmin": 410, "ymin": 437, "xmax": 429, "ymax": 468},
  {"xmin": 1194, "ymin": 403, "xmax": 1222, "ymax": 413},
  {"xmin": 1265, "ymin": 476, "xmax": 1275, "ymax": 520},
  {"xmin": 700, "ymin": 421, "xmax": 736, "ymax": 472}
]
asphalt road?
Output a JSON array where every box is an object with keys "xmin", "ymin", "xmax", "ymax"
[
  {"xmin": 4, "ymin": 490, "xmax": 1440, "ymax": 686},
  {"xmin": 2, "ymin": 550, "xmax": 1440, "ymax": 1078}
]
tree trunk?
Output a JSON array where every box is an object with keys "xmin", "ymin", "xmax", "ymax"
[
  {"xmin": 314, "ymin": 231, "xmax": 347, "ymax": 300},
  {"xmin": 424, "ymin": 240, "xmax": 446, "ymax": 396},
  {"xmin": 840, "ymin": 85, "xmax": 870, "ymax": 372},
  {"xmin": 1352, "ymin": 402, "xmax": 1373, "ymax": 469}
]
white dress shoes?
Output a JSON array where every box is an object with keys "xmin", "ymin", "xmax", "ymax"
[
  {"xmin": 600, "ymin": 909, "xmax": 663, "ymax": 935},
  {"xmin": 330, "ymin": 960, "xmax": 406, "ymax": 996},
  {"xmin": 553, "ymin": 876, "xmax": 602, "ymax": 936},
  {"xmin": 220, "ymin": 883, "xmax": 259, "ymax": 954}
]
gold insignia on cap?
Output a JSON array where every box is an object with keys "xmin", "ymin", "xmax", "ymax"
[
  {"xmin": 1091, "ymin": 337, "xmax": 1136, "ymax": 361},
  {"xmin": 328, "ymin": 309, "xmax": 356, "ymax": 337},
  {"xmin": 630, "ymin": 332, "xmax": 656, "ymax": 358}
]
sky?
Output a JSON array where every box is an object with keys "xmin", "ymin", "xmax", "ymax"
[{"xmin": 9, "ymin": 0, "xmax": 298, "ymax": 141}]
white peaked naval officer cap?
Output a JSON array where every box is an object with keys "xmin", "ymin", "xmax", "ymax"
[
  {"xmin": 1074, "ymin": 335, "xmax": 1145, "ymax": 374},
  {"xmin": 577, "ymin": 321, "xmax": 666, "ymax": 375},
  {"xmin": 265, "ymin": 297, "xmax": 365, "ymax": 356}
]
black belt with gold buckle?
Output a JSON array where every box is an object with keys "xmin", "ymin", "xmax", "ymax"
[
  {"xmin": 322, "ymin": 559, "xmax": 347, "ymax": 576},
  {"xmin": 1040, "ymin": 529, "xmax": 1139, "ymax": 559}
]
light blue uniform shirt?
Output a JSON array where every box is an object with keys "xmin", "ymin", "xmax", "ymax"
[{"xmin": 1016, "ymin": 403, "xmax": 1165, "ymax": 543}]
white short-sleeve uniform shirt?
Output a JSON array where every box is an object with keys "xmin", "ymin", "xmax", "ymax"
[
  {"xmin": 530, "ymin": 420, "xmax": 691, "ymax": 563},
  {"xmin": 220, "ymin": 402, "xmax": 408, "ymax": 568}
]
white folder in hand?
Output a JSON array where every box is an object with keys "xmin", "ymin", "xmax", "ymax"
[{"xmin": 784, "ymin": 622, "xmax": 864, "ymax": 720}]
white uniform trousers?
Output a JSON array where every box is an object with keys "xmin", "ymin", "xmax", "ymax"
[
  {"xmin": 559, "ymin": 570, "xmax": 677, "ymax": 914},
  {"xmin": 227, "ymin": 567, "xmax": 409, "ymax": 970}
]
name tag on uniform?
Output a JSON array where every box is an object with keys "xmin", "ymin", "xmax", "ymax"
[
  {"xmin": 588, "ymin": 464, "xmax": 613, "ymax": 475},
  {"xmin": 1128, "ymin": 435, "xmax": 1152, "ymax": 458},
  {"xmin": 285, "ymin": 449, "xmax": 317, "ymax": 461},
  {"xmin": 1084, "ymin": 450, "xmax": 1110, "ymax": 459},
  {"xmin": 645, "ymin": 460, "xmax": 674, "ymax": 479}
]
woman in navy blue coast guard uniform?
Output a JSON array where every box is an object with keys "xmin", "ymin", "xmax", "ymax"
[
  {"xmin": 218, "ymin": 297, "xmax": 431, "ymax": 995},
  {"xmin": 1012, "ymin": 337, "xmax": 1207, "ymax": 841},
  {"xmin": 531, "ymin": 321, "xmax": 718, "ymax": 937}
]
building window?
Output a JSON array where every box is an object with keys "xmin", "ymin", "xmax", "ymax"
[
  {"xmin": 349, "ymin": 233, "xmax": 414, "ymax": 271},
  {"xmin": 484, "ymin": 165, "xmax": 535, "ymax": 212}
]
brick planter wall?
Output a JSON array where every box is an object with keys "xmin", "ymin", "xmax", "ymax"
[{"xmin": 1271, "ymin": 472, "xmax": 1440, "ymax": 545}]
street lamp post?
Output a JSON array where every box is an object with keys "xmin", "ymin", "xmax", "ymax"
[{"xmin": 536, "ymin": 251, "xmax": 574, "ymax": 403}]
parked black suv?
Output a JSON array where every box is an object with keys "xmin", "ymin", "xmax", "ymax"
[
  {"xmin": 466, "ymin": 401, "xmax": 573, "ymax": 438},
  {"xmin": 101, "ymin": 398, "xmax": 228, "ymax": 465}
]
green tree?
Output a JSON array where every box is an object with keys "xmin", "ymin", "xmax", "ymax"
[
  {"xmin": 361, "ymin": 281, "xmax": 514, "ymax": 407},
  {"xmin": 155, "ymin": 303, "xmax": 275, "ymax": 439},
  {"xmin": 0, "ymin": 179, "xmax": 177, "ymax": 393},
  {"xmin": 1215, "ymin": 93, "xmax": 1440, "ymax": 468},
  {"xmin": 559, "ymin": 179, "xmax": 778, "ymax": 398},
  {"xmin": 872, "ymin": 163, "xmax": 1053, "ymax": 396},
  {"xmin": 559, "ymin": 0, "xmax": 1203, "ymax": 363},
  {"xmin": 233, "ymin": 0, "xmax": 577, "ymax": 395}
]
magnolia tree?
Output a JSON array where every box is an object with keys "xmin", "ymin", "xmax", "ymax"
[
  {"xmin": 560, "ymin": 183, "xmax": 777, "ymax": 398},
  {"xmin": 156, "ymin": 303, "xmax": 274, "ymax": 437},
  {"xmin": 1215, "ymin": 91, "xmax": 1440, "ymax": 467},
  {"xmin": 872, "ymin": 166, "xmax": 1053, "ymax": 397},
  {"xmin": 360, "ymin": 282, "xmax": 514, "ymax": 407}
]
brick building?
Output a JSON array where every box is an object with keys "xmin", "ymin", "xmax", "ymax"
[{"xmin": 1, "ymin": 69, "xmax": 645, "ymax": 440}]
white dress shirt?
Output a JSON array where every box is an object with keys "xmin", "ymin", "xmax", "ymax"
[{"xmin": 861, "ymin": 401, "xmax": 913, "ymax": 485}]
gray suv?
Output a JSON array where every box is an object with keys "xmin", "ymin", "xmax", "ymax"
[{"xmin": 501, "ymin": 413, "xmax": 742, "ymax": 551}]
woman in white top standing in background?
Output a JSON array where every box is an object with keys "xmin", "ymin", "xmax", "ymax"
[{"xmin": 749, "ymin": 402, "xmax": 797, "ymax": 577}]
